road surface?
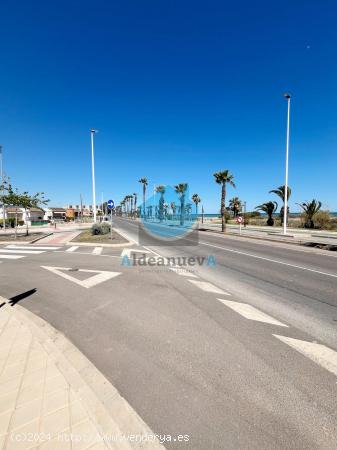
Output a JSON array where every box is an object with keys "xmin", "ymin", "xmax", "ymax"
[{"xmin": 0, "ymin": 219, "xmax": 336, "ymax": 449}]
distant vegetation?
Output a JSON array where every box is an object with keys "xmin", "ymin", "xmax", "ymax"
[{"xmin": 116, "ymin": 174, "xmax": 336, "ymax": 232}]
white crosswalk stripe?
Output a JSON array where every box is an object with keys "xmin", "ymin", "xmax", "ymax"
[
  {"xmin": 0, "ymin": 249, "xmax": 45, "ymax": 254},
  {"xmin": 0, "ymin": 245, "xmax": 61, "ymax": 261},
  {"xmin": 0, "ymin": 254, "xmax": 25, "ymax": 259},
  {"xmin": 92, "ymin": 247, "xmax": 103, "ymax": 255},
  {"xmin": 6, "ymin": 245, "xmax": 61, "ymax": 250},
  {"xmin": 66, "ymin": 246, "xmax": 79, "ymax": 252}
]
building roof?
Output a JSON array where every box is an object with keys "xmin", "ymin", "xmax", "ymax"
[{"xmin": 48, "ymin": 207, "xmax": 66, "ymax": 212}]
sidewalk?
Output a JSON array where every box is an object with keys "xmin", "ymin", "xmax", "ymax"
[
  {"xmin": 200, "ymin": 222, "xmax": 337, "ymax": 247},
  {"xmin": 36, "ymin": 231, "xmax": 82, "ymax": 245},
  {"xmin": 0, "ymin": 300, "xmax": 164, "ymax": 450},
  {"xmin": 0, "ymin": 223, "xmax": 90, "ymax": 238}
]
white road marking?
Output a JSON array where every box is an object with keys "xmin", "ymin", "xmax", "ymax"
[
  {"xmin": 121, "ymin": 248, "xmax": 151, "ymax": 258},
  {"xmin": 92, "ymin": 247, "xmax": 103, "ymax": 255},
  {"xmin": 0, "ymin": 249, "xmax": 45, "ymax": 254},
  {"xmin": 0, "ymin": 255, "xmax": 25, "ymax": 259},
  {"xmin": 197, "ymin": 240, "xmax": 337, "ymax": 279},
  {"xmin": 218, "ymin": 299, "xmax": 288, "ymax": 327},
  {"xmin": 41, "ymin": 266, "xmax": 121, "ymax": 288},
  {"xmin": 274, "ymin": 335, "xmax": 337, "ymax": 377},
  {"xmin": 188, "ymin": 280, "xmax": 231, "ymax": 295},
  {"xmin": 66, "ymin": 246, "xmax": 79, "ymax": 253},
  {"xmin": 169, "ymin": 267, "xmax": 198, "ymax": 278},
  {"xmin": 6, "ymin": 245, "xmax": 60, "ymax": 250}
]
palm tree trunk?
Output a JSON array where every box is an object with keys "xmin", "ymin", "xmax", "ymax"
[
  {"xmin": 143, "ymin": 185, "xmax": 146, "ymax": 219},
  {"xmin": 221, "ymin": 182, "xmax": 226, "ymax": 232},
  {"xmin": 180, "ymin": 195, "xmax": 185, "ymax": 226}
]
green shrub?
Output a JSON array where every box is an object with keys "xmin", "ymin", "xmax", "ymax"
[
  {"xmin": 91, "ymin": 222, "xmax": 110, "ymax": 235},
  {"xmin": 313, "ymin": 210, "xmax": 332, "ymax": 229}
]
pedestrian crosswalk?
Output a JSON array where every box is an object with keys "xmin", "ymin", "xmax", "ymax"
[
  {"xmin": 0, "ymin": 244, "xmax": 144, "ymax": 260},
  {"xmin": 0, "ymin": 245, "xmax": 61, "ymax": 260}
]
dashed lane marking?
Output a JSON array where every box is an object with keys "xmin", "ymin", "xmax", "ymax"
[
  {"xmin": 274, "ymin": 335, "xmax": 337, "ymax": 377},
  {"xmin": 0, "ymin": 255, "xmax": 25, "ymax": 259},
  {"xmin": 188, "ymin": 280, "xmax": 231, "ymax": 295},
  {"xmin": 169, "ymin": 267, "xmax": 198, "ymax": 278},
  {"xmin": 218, "ymin": 299, "xmax": 288, "ymax": 327},
  {"xmin": 66, "ymin": 246, "xmax": 79, "ymax": 252}
]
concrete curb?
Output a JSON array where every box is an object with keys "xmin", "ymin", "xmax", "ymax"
[
  {"xmin": 69, "ymin": 241, "xmax": 133, "ymax": 248},
  {"xmin": 0, "ymin": 298, "xmax": 165, "ymax": 450},
  {"xmin": 30, "ymin": 232, "xmax": 53, "ymax": 243}
]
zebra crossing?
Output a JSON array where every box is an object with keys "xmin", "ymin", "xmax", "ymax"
[
  {"xmin": 0, "ymin": 244, "xmax": 128, "ymax": 261},
  {"xmin": 0, "ymin": 245, "xmax": 61, "ymax": 260}
]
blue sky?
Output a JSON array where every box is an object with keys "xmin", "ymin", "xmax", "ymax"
[{"xmin": 1, "ymin": 0, "xmax": 336, "ymax": 212}]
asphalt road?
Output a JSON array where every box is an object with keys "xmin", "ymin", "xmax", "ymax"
[{"xmin": 0, "ymin": 220, "xmax": 337, "ymax": 449}]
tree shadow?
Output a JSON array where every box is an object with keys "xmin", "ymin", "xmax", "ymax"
[{"xmin": 9, "ymin": 288, "xmax": 37, "ymax": 306}]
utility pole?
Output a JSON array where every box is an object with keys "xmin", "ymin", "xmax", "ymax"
[{"xmin": 283, "ymin": 93, "xmax": 291, "ymax": 235}]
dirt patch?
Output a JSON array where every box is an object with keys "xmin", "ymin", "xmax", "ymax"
[
  {"xmin": 71, "ymin": 229, "xmax": 128, "ymax": 244},
  {"xmin": 0, "ymin": 233, "xmax": 48, "ymax": 242}
]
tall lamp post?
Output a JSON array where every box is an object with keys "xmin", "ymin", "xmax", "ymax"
[
  {"xmin": 90, "ymin": 129, "xmax": 98, "ymax": 223},
  {"xmin": 0, "ymin": 146, "xmax": 5, "ymax": 233},
  {"xmin": 283, "ymin": 93, "xmax": 291, "ymax": 235}
]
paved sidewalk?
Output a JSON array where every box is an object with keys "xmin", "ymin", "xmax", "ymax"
[
  {"xmin": 200, "ymin": 222, "xmax": 337, "ymax": 247},
  {"xmin": 36, "ymin": 231, "xmax": 82, "ymax": 245},
  {"xmin": 0, "ymin": 301, "xmax": 163, "ymax": 450}
]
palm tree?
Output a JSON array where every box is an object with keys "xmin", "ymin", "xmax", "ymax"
[
  {"xmin": 138, "ymin": 178, "xmax": 148, "ymax": 218},
  {"xmin": 255, "ymin": 201, "xmax": 278, "ymax": 226},
  {"xmin": 174, "ymin": 183, "xmax": 188, "ymax": 226},
  {"xmin": 297, "ymin": 199, "xmax": 322, "ymax": 229},
  {"xmin": 133, "ymin": 193, "xmax": 137, "ymax": 216},
  {"xmin": 229, "ymin": 197, "xmax": 242, "ymax": 217},
  {"xmin": 130, "ymin": 195, "xmax": 133, "ymax": 216},
  {"xmin": 192, "ymin": 194, "xmax": 201, "ymax": 218},
  {"xmin": 213, "ymin": 170, "xmax": 236, "ymax": 232},
  {"xmin": 155, "ymin": 185, "xmax": 166, "ymax": 222},
  {"xmin": 269, "ymin": 185, "xmax": 292, "ymax": 225}
]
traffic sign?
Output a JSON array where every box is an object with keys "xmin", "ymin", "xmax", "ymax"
[
  {"xmin": 236, "ymin": 216, "xmax": 243, "ymax": 224},
  {"xmin": 107, "ymin": 199, "xmax": 115, "ymax": 210}
]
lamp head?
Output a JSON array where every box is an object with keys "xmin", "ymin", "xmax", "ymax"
[{"xmin": 283, "ymin": 93, "xmax": 291, "ymax": 99}]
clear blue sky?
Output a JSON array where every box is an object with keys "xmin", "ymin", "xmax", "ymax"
[{"xmin": 1, "ymin": 0, "xmax": 336, "ymax": 212}]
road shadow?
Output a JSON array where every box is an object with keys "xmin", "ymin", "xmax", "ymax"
[{"xmin": 9, "ymin": 288, "xmax": 37, "ymax": 306}]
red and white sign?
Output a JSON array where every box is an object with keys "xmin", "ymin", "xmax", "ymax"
[{"xmin": 236, "ymin": 216, "xmax": 243, "ymax": 224}]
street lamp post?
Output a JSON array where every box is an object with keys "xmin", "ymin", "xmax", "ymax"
[
  {"xmin": 90, "ymin": 129, "xmax": 98, "ymax": 223},
  {"xmin": 0, "ymin": 146, "xmax": 5, "ymax": 233},
  {"xmin": 283, "ymin": 93, "xmax": 291, "ymax": 235}
]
